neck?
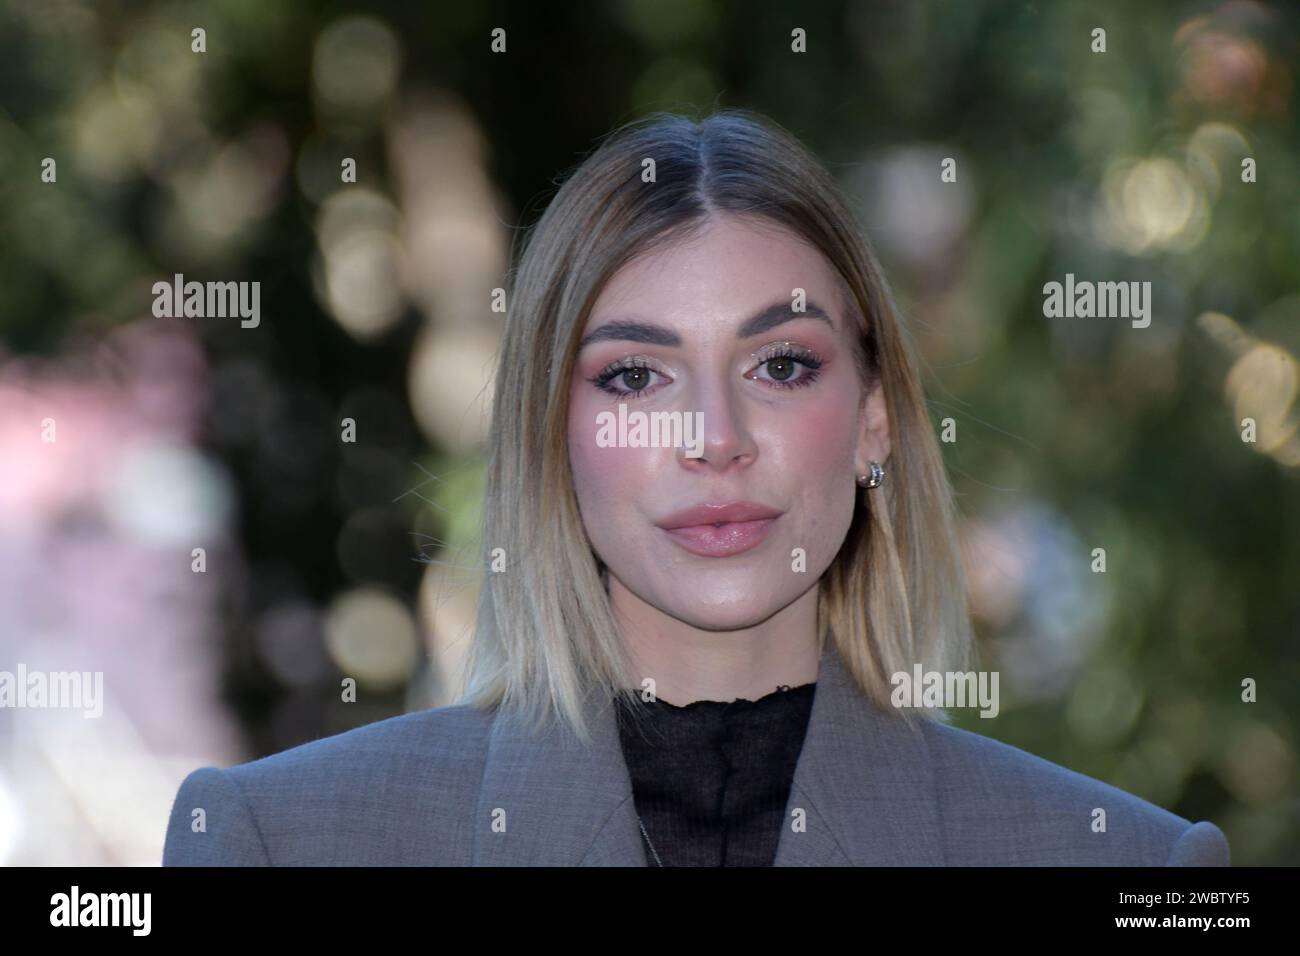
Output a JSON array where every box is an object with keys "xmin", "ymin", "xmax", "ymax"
[{"xmin": 609, "ymin": 578, "xmax": 822, "ymax": 706}]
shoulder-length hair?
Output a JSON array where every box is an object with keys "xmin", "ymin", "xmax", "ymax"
[{"xmin": 457, "ymin": 108, "xmax": 973, "ymax": 743}]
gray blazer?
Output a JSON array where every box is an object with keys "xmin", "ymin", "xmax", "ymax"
[{"xmin": 163, "ymin": 639, "xmax": 1230, "ymax": 865}]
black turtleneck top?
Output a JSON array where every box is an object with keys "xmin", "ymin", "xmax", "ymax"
[{"xmin": 613, "ymin": 682, "xmax": 817, "ymax": 866}]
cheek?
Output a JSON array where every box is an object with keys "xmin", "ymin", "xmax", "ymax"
[
  {"xmin": 567, "ymin": 394, "xmax": 654, "ymax": 520},
  {"xmin": 765, "ymin": 391, "xmax": 860, "ymax": 551},
  {"xmin": 770, "ymin": 391, "xmax": 860, "ymax": 474}
]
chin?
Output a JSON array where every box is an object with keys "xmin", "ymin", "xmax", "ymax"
[{"xmin": 657, "ymin": 594, "xmax": 791, "ymax": 632}]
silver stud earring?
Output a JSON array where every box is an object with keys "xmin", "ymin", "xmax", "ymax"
[{"xmin": 856, "ymin": 460, "xmax": 885, "ymax": 489}]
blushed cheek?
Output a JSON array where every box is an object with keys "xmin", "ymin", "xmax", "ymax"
[
  {"xmin": 781, "ymin": 395, "xmax": 859, "ymax": 475},
  {"xmin": 568, "ymin": 401, "xmax": 646, "ymax": 515},
  {"xmin": 567, "ymin": 407, "xmax": 600, "ymax": 507},
  {"xmin": 769, "ymin": 394, "xmax": 859, "ymax": 550}
]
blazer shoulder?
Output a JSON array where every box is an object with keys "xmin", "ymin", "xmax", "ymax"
[
  {"xmin": 916, "ymin": 718, "xmax": 1230, "ymax": 866},
  {"xmin": 163, "ymin": 703, "xmax": 495, "ymax": 866}
]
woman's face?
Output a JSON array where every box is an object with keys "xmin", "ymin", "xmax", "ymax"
[{"xmin": 567, "ymin": 213, "xmax": 890, "ymax": 631}]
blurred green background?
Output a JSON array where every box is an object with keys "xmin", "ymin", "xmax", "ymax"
[{"xmin": 0, "ymin": 0, "xmax": 1295, "ymax": 865}]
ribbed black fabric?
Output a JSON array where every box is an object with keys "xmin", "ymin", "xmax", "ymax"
[{"xmin": 614, "ymin": 681, "xmax": 817, "ymax": 867}]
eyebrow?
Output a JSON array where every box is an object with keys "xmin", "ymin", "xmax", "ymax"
[{"xmin": 577, "ymin": 299, "xmax": 836, "ymax": 350}]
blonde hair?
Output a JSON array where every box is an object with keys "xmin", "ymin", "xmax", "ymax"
[{"xmin": 458, "ymin": 108, "xmax": 973, "ymax": 743}]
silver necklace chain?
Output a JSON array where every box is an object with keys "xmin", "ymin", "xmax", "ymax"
[{"xmin": 637, "ymin": 814, "xmax": 664, "ymax": 866}]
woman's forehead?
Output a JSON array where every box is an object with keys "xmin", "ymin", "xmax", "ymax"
[{"xmin": 586, "ymin": 221, "xmax": 844, "ymax": 328}]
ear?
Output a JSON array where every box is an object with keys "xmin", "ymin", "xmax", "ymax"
[{"xmin": 855, "ymin": 377, "xmax": 891, "ymax": 477}]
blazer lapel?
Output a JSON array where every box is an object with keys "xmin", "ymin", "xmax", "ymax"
[
  {"xmin": 773, "ymin": 640, "xmax": 945, "ymax": 865},
  {"xmin": 471, "ymin": 689, "xmax": 646, "ymax": 866},
  {"xmin": 471, "ymin": 638, "xmax": 944, "ymax": 866}
]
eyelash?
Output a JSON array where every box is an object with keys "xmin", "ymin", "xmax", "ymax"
[{"xmin": 589, "ymin": 346, "xmax": 825, "ymax": 400}]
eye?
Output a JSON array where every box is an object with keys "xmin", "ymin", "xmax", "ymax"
[
  {"xmin": 748, "ymin": 345, "xmax": 824, "ymax": 389},
  {"xmin": 590, "ymin": 359, "xmax": 669, "ymax": 399}
]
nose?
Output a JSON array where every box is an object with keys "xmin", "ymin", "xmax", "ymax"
[{"xmin": 678, "ymin": 374, "xmax": 758, "ymax": 474}]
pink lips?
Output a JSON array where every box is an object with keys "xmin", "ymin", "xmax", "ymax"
[{"xmin": 655, "ymin": 501, "xmax": 783, "ymax": 558}]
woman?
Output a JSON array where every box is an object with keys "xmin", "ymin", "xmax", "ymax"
[{"xmin": 164, "ymin": 109, "xmax": 1230, "ymax": 866}]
